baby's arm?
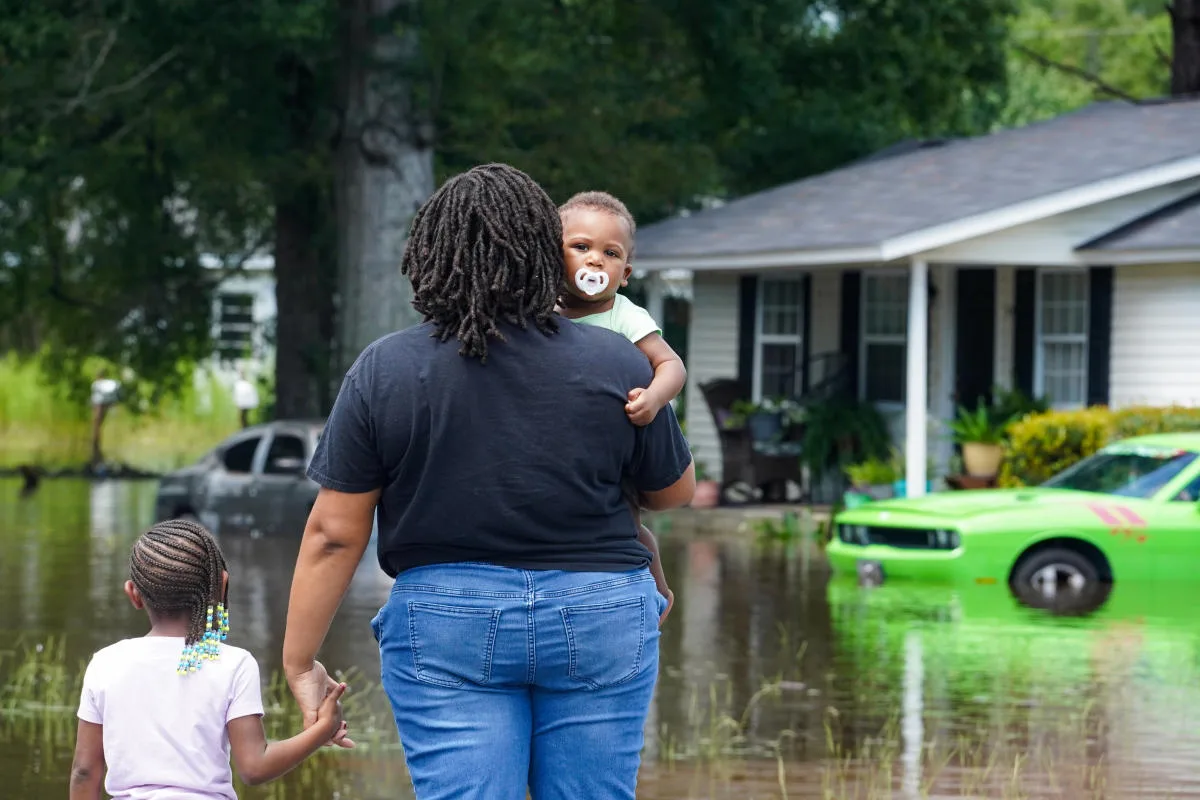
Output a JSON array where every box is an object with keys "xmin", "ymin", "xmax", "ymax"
[
  {"xmin": 228, "ymin": 682, "xmax": 347, "ymax": 786},
  {"xmin": 70, "ymin": 721, "xmax": 105, "ymax": 800},
  {"xmin": 626, "ymin": 332, "xmax": 687, "ymax": 427}
]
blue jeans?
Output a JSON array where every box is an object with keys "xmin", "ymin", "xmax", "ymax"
[{"xmin": 371, "ymin": 562, "xmax": 667, "ymax": 800}]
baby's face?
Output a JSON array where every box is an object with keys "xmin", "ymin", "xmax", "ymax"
[{"xmin": 561, "ymin": 208, "xmax": 633, "ymax": 302}]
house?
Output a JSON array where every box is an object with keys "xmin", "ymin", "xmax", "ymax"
[
  {"xmin": 633, "ymin": 97, "xmax": 1200, "ymax": 495},
  {"xmin": 202, "ymin": 253, "xmax": 276, "ymax": 380}
]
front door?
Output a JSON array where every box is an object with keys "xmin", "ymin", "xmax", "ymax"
[
  {"xmin": 955, "ymin": 268, "xmax": 996, "ymax": 409},
  {"xmin": 253, "ymin": 428, "xmax": 318, "ymax": 535}
]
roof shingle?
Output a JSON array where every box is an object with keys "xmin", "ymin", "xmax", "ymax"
[{"xmin": 636, "ymin": 98, "xmax": 1200, "ymax": 260}]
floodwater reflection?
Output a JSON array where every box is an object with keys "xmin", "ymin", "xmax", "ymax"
[{"xmin": 6, "ymin": 479, "xmax": 1200, "ymax": 797}]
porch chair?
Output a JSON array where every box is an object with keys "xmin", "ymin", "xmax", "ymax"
[{"xmin": 699, "ymin": 378, "xmax": 805, "ymax": 503}]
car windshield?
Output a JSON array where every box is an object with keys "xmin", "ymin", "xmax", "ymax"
[{"xmin": 1042, "ymin": 446, "xmax": 1198, "ymax": 498}]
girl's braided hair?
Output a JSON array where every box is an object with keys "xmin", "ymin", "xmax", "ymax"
[
  {"xmin": 401, "ymin": 163, "xmax": 565, "ymax": 362},
  {"xmin": 129, "ymin": 519, "xmax": 228, "ymax": 654}
]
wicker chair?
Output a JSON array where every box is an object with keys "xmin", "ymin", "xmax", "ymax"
[{"xmin": 699, "ymin": 378, "xmax": 805, "ymax": 503}]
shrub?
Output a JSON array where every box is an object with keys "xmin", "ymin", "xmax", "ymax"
[{"xmin": 1000, "ymin": 405, "xmax": 1200, "ymax": 487}]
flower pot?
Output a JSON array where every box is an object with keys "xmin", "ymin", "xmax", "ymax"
[
  {"xmin": 962, "ymin": 442, "xmax": 1004, "ymax": 478},
  {"xmin": 892, "ymin": 479, "xmax": 935, "ymax": 498},
  {"xmin": 691, "ymin": 480, "xmax": 721, "ymax": 509},
  {"xmin": 747, "ymin": 411, "xmax": 783, "ymax": 443}
]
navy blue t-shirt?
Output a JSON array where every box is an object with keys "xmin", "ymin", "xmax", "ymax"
[{"xmin": 307, "ymin": 318, "xmax": 693, "ymax": 577}]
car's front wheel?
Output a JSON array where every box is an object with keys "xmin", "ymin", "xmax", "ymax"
[{"xmin": 1011, "ymin": 547, "xmax": 1100, "ymax": 600}]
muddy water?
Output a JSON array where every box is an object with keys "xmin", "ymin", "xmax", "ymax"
[{"xmin": 6, "ymin": 480, "xmax": 1200, "ymax": 798}]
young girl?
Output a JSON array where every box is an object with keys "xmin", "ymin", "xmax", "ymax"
[
  {"xmin": 558, "ymin": 191, "xmax": 688, "ymax": 625},
  {"xmin": 70, "ymin": 519, "xmax": 348, "ymax": 799}
]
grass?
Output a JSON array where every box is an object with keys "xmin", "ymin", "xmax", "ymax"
[
  {"xmin": 0, "ymin": 354, "xmax": 246, "ymax": 473},
  {"xmin": 0, "ymin": 634, "xmax": 1170, "ymax": 800}
]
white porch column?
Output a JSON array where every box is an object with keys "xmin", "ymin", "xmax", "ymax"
[
  {"xmin": 906, "ymin": 259, "xmax": 929, "ymax": 497},
  {"xmin": 644, "ymin": 272, "xmax": 666, "ymax": 329}
]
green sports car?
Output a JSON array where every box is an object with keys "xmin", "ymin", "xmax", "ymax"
[{"xmin": 827, "ymin": 433, "xmax": 1200, "ymax": 594}]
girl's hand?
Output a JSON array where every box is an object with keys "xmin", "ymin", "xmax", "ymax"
[
  {"xmin": 286, "ymin": 660, "xmax": 355, "ymax": 748},
  {"xmin": 316, "ymin": 682, "xmax": 350, "ymax": 744}
]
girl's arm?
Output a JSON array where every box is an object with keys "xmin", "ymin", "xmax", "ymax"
[
  {"xmin": 70, "ymin": 721, "xmax": 105, "ymax": 800},
  {"xmin": 228, "ymin": 683, "xmax": 346, "ymax": 786},
  {"xmin": 626, "ymin": 333, "xmax": 687, "ymax": 426}
]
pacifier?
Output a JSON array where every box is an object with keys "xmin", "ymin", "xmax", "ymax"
[{"xmin": 575, "ymin": 268, "xmax": 610, "ymax": 297}]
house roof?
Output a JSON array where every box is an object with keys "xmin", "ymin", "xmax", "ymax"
[
  {"xmin": 636, "ymin": 98, "xmax": 1200, "ymax": 266},
  {"xmin": 1078, "ymin": 190, "xmax": 1200, "ymax": 251}
]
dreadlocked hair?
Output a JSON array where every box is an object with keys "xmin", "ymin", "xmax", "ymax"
[
  {"xmin": 129, "ymin": 519, "xmax": 230, "ymax": 674},
  {"xmin": 401, "ymin": 163, "xmax": 564, "ymax": 362}
]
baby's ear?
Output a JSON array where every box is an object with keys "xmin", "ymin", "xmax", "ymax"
[
  {"xmin": 124, "ymin": 580, "xmax": 144, "ymax": 610},
  {"xmin": 622, "ymin": 264, "xmax": 633, "ymax": 285}
]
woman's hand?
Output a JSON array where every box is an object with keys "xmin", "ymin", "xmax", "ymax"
[{"xmin": 286, "ymin": 660, "xmax": 355, "ymax": 748}]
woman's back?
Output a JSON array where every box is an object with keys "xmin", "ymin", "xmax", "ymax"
[{"xmin": 308, "ymin": 318, "xmax": 692, "ymax": 578}]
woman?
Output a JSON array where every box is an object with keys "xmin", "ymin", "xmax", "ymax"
[{"xmin": 281, "ymin": 163, "xmax": 695, "ymax": 800}]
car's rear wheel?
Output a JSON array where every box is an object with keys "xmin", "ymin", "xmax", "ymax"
[{"xmin": 1011, "ymin": 547, "xmax": 1100, "ymax": 601}]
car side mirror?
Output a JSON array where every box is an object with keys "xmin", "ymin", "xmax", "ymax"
[{"xmin": 269, "ymin": 456, "xmax": 307, "ymax": 475}]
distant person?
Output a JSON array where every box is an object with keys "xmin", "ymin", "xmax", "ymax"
[
  {"xmin": 233, "ymin": 371, "xmax": 259, "ymax": 428},
  {"xmin": 281, "ymin": 163, "xmax": 695, "ymax": 800},
  {"xmin": 69, "ymin": 519, "xmax": 349, "ymax": 800},
  {"xmin": 89, "ymin": 369, "xmax": 121, "ymax": 466},
  {"xmin": 557, "ymin": 190, "xmax": 688, "ymax": 624}
]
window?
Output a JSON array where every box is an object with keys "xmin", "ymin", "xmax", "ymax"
[
  {"xmin": 754, "ymin": 278, "xmax": 805, "ymax": 400},
  {"xmin": 861, "ymin": 273, "xmax": 908, "ymax": 404},
  {"xmin": 1173, "ymin": 473, "xmax": 1200, "ymax": 502},
  {"xmin": 222, "ymin": 437, "xmax": 261, "ymax": 474},
  {"xmin": 1036, "ymin": 271, "xmax": 1089, "ymax": 408},
  {"xmin": 216, "ymin": 292, "xmax": 256, "ymax": 362},
  {"xmin": 264, "ymin": 434, "xmax": 307, "ymax": 475}
]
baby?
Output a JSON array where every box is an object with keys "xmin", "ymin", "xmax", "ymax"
[{"xmin": 557, "ymin": 191, "xmax": 688, "ymax": 623}]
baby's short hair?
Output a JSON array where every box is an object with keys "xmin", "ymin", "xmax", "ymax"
[{"xmin": 558, "ymin": 191, "xmax": 637, "ymax": 250}]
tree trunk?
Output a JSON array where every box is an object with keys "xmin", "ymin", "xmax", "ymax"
[
  {"xmin": 334, "ymin": 0, "xmax": 433, "ymax": 374},
  {"xmin": 1171, "ymin": 0, "xmax": 1200, "ymax": 96},
  {"xmin": 273, "ymin": 182, "xmax": 335, "ymax": 419}
]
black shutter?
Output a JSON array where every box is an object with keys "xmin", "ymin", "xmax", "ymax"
[
  {"xmin": 1087, "ymin": 266, "xmax": 1113, "ymax": 406},
  {"xmin": 1013, "ymin": 268, "xmax": 1036, "ymax": 396},
  {"xmin": 737, "ymin": 275, "xmax": 758, "ymax": 389},
  {"xmin": 840, "ymin": 271, "xmax": 861, "ymax": 398},
  {"xmin": 801, "ymin": 273, "xmax": 812, "ymax": 393}
]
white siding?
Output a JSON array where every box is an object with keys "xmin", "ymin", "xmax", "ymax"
[
  {"xmin": 684, "ymin": 272, "xmax": 740, "ymax": 482},
  {"xmin": 922, "ymin": 178, "xmax": 1200, "ymax": 266},
  {"xmin": 1110, "ymin": 263, "xmax": 1200, "ymax": 407}
]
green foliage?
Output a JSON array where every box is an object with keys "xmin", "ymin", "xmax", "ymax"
[
  {"xmin": 843, "ymin": 455, "xmax": 899, "ymax": 487},
  {"xmin": 948, "ymin": 401, "xmax": 1015, "ymax": 445},
  {"xmin": 0, "ymin": 352, "xmax": 242, "ymax": 471},
  {"xmin": 800, "ymin": 396, "xmax": 891, "ymax": 479},
  {"xmin": 998, "ymin": 0, "xmax": 1172, "ymax": 127},
  {"xmin": 1000, "ymin": 405, "xmax": 1200, "ymax": 487}
]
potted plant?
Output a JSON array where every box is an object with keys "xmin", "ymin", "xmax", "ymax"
[
  {"xmin": 691, "ymin": 461, "xmax": 720, "ymax": 508},
  {"xmin": 948, "ymin": 401, "xmax": 1013, "ymax": 478},
  {"xmin": 842, "ymin": 455, "xmax": 898, "ymax": 508},
  {"xmin": 727, "ymin": 397, "xmax": 804, "ymax": 443}
]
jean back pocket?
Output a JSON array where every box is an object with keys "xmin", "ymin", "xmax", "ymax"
[
  {"xmin": 407, "ymin": 602, "xmax": 501, "ymax": 688},
  {"xmin": 561, "ymin": 596, "xmax": 647, "ymax": 690}
]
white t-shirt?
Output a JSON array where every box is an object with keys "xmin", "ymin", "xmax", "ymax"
[{"xmin": 77, "ymin": 637, "xmax": 264, "ymax": 800}]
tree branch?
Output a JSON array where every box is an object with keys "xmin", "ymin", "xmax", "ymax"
[
  {"xmin": 59, "ymin": 47, "xmax": 180, "ymax": 116},
  {"xmin": 1012, "ymin": 43, "xmax": 1140, "ymax": 102}
]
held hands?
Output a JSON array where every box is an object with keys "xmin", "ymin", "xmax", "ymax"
[
  {"xmin": 316, "ymin": 682, "xmax": 349, "ymax": 742},
  {"xmin": 626, "ymin": 387, "xmax": 663, "ymax": 427},
  {"xmin": 286, "ymin": 660, "xmax": 356, "ymax": 748}
]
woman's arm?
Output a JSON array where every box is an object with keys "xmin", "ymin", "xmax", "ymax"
[
  {"xmin": 69, "ymin": 721, "xmax": 105, "ymax": 800},
  {"xmin": 638, "ymin": 461, "xmax": 696, "ymax": 511},
  {"xmin": 283, "ymin": 488, "xmax": 379, "ymax": 727},
  {"xmin": 228, "ymin": 683, "xmax": 347, "ymax": 785}
]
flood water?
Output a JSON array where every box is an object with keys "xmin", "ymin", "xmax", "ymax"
[{"xmin": 6, "ymin": 480, "xmax": 1200, "ymax": 798}]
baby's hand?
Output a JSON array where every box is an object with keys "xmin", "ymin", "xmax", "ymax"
[
  {"xmin": 317, "ymin": 682, "xmax": 353, "ymax": 748},
  {"xmin": 626, "ymin": 387, "xmax": 662, "ymax": 427}
]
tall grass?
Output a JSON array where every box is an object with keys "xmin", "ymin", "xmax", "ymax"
[{"xmin": 0, "ymin": 354, "xmax": 245, "ymax": 472}]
